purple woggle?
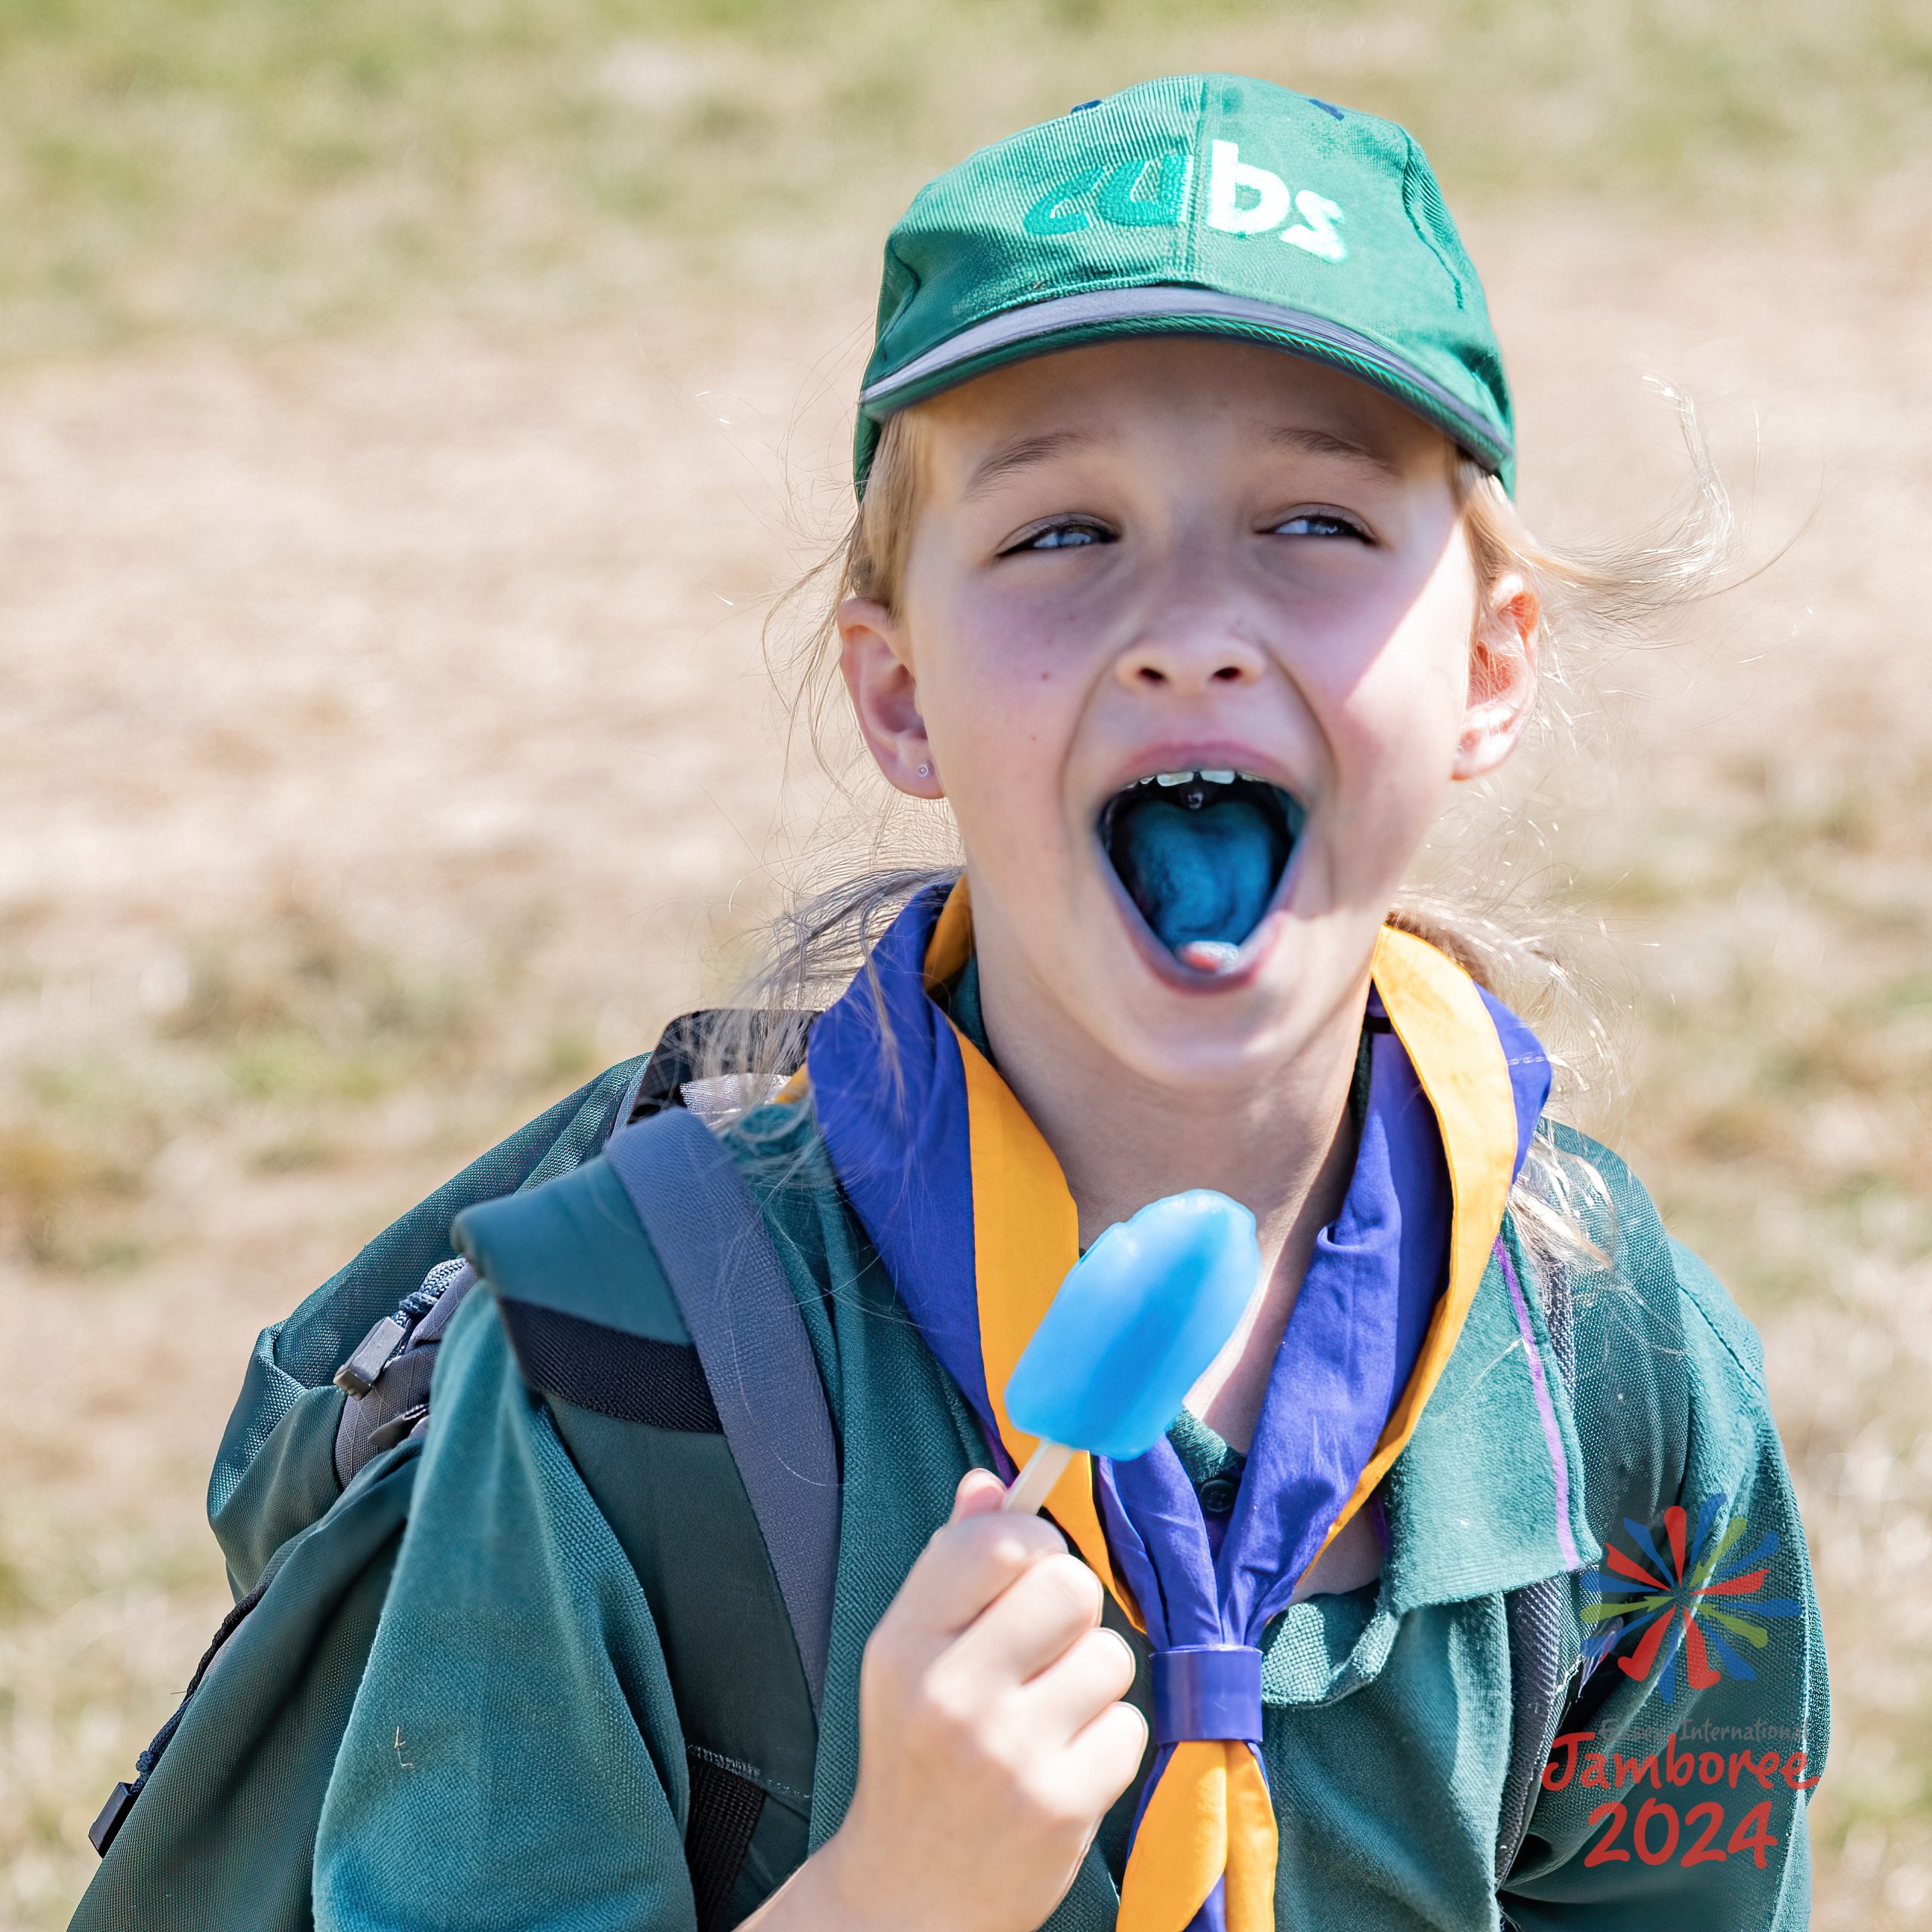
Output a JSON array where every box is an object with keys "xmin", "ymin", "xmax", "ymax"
[{"xmin": 1151, "ymin": 1644, "xmax": 1264, "ymax": 1745}]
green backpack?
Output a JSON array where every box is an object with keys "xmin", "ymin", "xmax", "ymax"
[
  {"xmin": 73, "ymin": 1014, "xmax": 835, "ymax": 1932},
  {"xmin": 72, "ymin": 1014, "xmax": 1578, "ymax": 1930}
]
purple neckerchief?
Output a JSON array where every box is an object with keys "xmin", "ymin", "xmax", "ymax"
[
  {"xmin": 1097, "ymin": 990, "xmax": 1547, "ymax": 1930},
  {"xmin": 808, "ymin": 892, "xmax": 1552, "ymax": 1930},
  {"xmin": 807, "ymin": 885, "xmax": 1003, "ymax": 1444}
]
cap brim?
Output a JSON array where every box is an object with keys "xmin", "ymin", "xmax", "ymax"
[{"xmin": 857, "ymin": 285, "xmax": 1513, "ymax": 491}]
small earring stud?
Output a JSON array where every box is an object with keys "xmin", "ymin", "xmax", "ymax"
[{"xmin": 916, "ymin": 763, "xmax": 931, "ymax": 780}]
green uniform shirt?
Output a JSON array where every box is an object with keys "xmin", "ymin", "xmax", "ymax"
[{"xmin": 303, "ymin": 1092, "xmax": 1826, "ymax": 1932}]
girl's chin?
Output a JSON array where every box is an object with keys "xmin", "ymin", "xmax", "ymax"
[{"xmin": 1071, "ymin": 912, "xmax": 1359, "ymax": 1085}]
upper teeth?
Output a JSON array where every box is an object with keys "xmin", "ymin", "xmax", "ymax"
[{"xmin": 1146, "ymin": 768, "xmax": 1250, "ymax": 787}]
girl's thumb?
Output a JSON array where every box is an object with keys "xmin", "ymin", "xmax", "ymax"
[{"xmin": 949, "ymin": 1466, "xmax": 1008, "ymax": 1521}]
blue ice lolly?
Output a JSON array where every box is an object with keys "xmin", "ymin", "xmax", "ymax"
[{"xmin": 1004, "ymin": 1190, "xmax": 1261, "ymax": 1463}]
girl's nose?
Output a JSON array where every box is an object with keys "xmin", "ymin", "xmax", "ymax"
[{"xmin": 1114, "ymin": 626, "xmax": 1268, "ymax": 695}]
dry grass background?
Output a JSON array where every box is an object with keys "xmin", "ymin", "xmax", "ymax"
[{"xmin": 1, "ymin": 2, "xmax": 1928, "ymax": 1924}]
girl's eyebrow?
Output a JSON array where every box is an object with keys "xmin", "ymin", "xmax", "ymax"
[
  {"xmin": 961, "ymin": 428, "xmax": 1101, "ymax": 500},
  {"xmin": 1264, "ymin": 423, "xmax": 1404, "ymax": 481}
]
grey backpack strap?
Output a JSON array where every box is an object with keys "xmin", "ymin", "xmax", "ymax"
[
  {"xmin": 603, "ymin": 1108, "xmax": 840, "ymax": 1718},
  {"xmin": 1495, "ymin": 1258, "xmax": 1580, "ymax": 1887},
  {"xmin": 1497, "ymin": 1575, "xmax": 1570, "ymax": 1881}
]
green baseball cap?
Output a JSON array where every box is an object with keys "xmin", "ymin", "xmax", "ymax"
[{"xmin": 856, "ymin": 73, "xmax": 1514, "ymax": 494}]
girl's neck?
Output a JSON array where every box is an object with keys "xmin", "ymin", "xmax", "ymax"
[{"xmin": 974, "ymin": 930, "xmax": 1365, "ymax": 1451}]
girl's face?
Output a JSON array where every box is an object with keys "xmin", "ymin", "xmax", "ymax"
[{"xmin": 839, "ymin": 337, "xmax": 1537, "ymax": 1091}]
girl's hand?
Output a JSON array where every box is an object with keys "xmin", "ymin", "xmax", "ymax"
[{"xmin": 746, "ymin": 1468, "xmax": 1147, "ymax": 1932}]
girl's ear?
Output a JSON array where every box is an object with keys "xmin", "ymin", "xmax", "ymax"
[
  {"xmin": 1453, "ymin": 569, "xmax": 1540, "ymax": 781},
  {"xmin": 838, "ymin": 598, "xmax": 946, "ymax": 798}
]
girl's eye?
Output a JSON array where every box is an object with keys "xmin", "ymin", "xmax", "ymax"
[
  {"xmin": 1271, "ymin": 510, "xmax": 1370, "ymax": 540},
  {"xmin": 1004, "ymin": 518, "xmax": 1113, "ymax": 554}
]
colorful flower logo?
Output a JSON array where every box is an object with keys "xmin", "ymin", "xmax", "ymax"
[{"xmin": 1581, "ymin": 1495, "xmax": 1802, "ymax": 1703}]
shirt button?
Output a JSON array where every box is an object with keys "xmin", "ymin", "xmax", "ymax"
[{"xmin": 1198, "ymin": 1475, "xmax": 1239, "ymax": 1517}]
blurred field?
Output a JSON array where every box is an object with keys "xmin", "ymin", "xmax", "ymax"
[{"xmin": 2, "ymin": 3, "xmax": 1929, "ymax": 1926}]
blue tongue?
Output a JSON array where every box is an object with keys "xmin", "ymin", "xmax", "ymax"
[{"xmin": 1110, "ymin": 797, "xmax": 1282, "ymax": 952}]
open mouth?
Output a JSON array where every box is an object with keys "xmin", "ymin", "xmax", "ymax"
[{"xmin": 1098, "ymin": 768, "xmax": 1306, "ymax": 975}]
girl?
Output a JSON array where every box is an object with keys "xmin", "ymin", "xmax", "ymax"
[{"xmin": 121, "ymin": 73, "xmax": 1829, "ymax": 1932}]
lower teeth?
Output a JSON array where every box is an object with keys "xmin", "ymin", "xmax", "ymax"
[{"xmin": 1177, "ymin": 940, "xmax": 1241, "ymax": 973}]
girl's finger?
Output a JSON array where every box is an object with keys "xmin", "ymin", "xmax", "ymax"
[
  {"xmin": 1057, "ymin": 1698, "xmax": 1154, "ymax": 1815},
  {"xmin": 945, "ymin": 1549, "xmax": 1103, "ymax": 1684},
  {"xmin": 890, "ymin": 1506, "xmax": 1067, "ymax": 1641},
  {"xmin": 1018, "ymin": 1625, "xmax": 1139, "ymax": 1734}
]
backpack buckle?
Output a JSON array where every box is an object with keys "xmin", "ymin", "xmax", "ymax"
[
  {"xmin": 333, "ymin": 1313, "xmax": 408, "ymax": 1398},
  {"xmin": 88, "ymin": 1780, "xmax": 136, "ymax": 1857}
]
